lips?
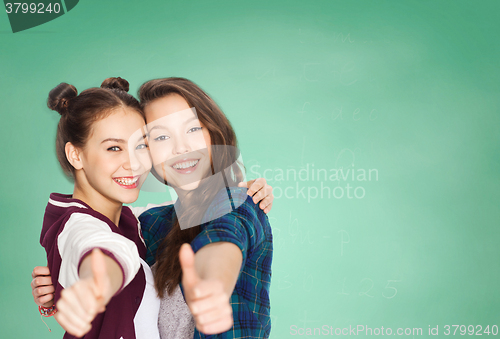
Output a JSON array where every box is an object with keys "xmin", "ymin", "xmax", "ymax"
[
  {"xmin": 171, "ymin": 158, "xmax": 200, "ymax": 174},
  {"xmin": 113, "ymin": 176, "xmax": 140, "ymax": 189}
]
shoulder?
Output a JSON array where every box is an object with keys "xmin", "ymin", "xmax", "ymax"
[
  {"xmin": 139, "ymin": 204, "xmax": 175, "ymax": 238},
  {"xmin": 203, "ymin": 187, "xmax": 261, "ymax": 223},
  {"xmin": 196, "ymin": 188, "xmax": 270, "ymax": 241},
  {"xmin": 138, "ymin": 204, "xmax": 175, "ymax": 225}
]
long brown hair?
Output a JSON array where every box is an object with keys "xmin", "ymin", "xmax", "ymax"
[
  {"xmin": 138, "ymin": 77, "xmax": 243, "ymax": 297},
  {"xmin": 47, "ymin": 77, "xmax": 142, "ymax": 177}
]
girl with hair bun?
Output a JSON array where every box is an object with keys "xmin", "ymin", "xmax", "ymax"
[
  {"xmin": 40, "ymin": 77, "xmax": 161, "ymax": 339},
  {"xmin": 34, "ymin": 77, "xmax": 274, "ymax": 338}
]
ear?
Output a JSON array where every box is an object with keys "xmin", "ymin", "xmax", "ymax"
[{"xmin": 65, "ymin": 142, "xmax": 83, "ymax": 170}]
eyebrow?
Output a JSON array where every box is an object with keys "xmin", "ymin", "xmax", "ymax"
[
  {"xmin": 147, "ymin": 116, "xmax": 200, "ymax": 132},
  {"xmin": 101, "ymin": 138, "xmax": 125, "ymax": 144},
  {"xmin": 101, "ymin": 133, "xmax": 148, "ymax": 144}
]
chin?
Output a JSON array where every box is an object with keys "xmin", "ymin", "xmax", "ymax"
[
  {"xmin": 119, "ymin": 191, "xmax": 140, "ymax": 205},
  {"xmin": 179, "ymin": 181, "xmax": 201, "ymax": 191}
]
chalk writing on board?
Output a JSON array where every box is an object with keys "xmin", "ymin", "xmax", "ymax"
[
  {"xmin": 268, "ymin": 216, "xmax": 286, "ymax": 250},
  {"xmin": 339, "ymin": 277, "xmax": 349, "ymax": 295},
  {"xmin": 332, "ymin": 106, "xmax": 379, "ymax": 122},
  {"xmin": 338, "ymin": 277, "xmax": 402, "ymax": 299},
  {"xmin": 332, "ymin": 61, "xmax": 358, "ymax": 86},
  {"xmin": 275, "ymin": 271, "xmax": 293, "ymax": 290},
  {"xmin": 256, "ymin": 65, "xmax": 276, "ymax": 79},
  {"xmin": 298, "ymin": 102, "xmax": 311, "ymax": 116},
  {"xmin": 338, "ymin": 229, "xmax": 350, "ymax": 256},
  {"xmin": 382, "ymin": 280, "xmax": 402, "ymax": 299},
  {"xmin": 298, "ymin": 102, "xmax": 322, "ymax": 122},
  {"xmin": 303, "ymin": 270, "xmax": 314, "ymax": 292},
  {"xmin": 302, "ymin": 62, "xmax": 322, "ymax": 82},
  {"xmin": 288, "ymin": 211, "xmax": 314, "ymax": 245},
  {"xmin": 359, "ymin": 278, "xmax": 375, "ymax": 297}
]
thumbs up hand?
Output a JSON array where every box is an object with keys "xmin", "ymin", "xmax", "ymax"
[
  {"xmin": 55, "ymin": 249, "xmax": 113, "ymax": 337},
  {"xmin": 180, "ymin": 243, "xmax": 234, "ymax": 335}
]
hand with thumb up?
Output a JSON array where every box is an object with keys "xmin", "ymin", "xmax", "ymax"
[
  {"xmin": 55, "ymin": 248, "xmax": 120, "ymax": 337},
  {"xmin": 180, "ymin": 243, "xmax": 234, "ymax": 335}
]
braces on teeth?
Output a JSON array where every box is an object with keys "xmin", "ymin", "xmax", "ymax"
[{"xmin": 114, "ymin": 177, "xmax": 138, "ymax": 185}]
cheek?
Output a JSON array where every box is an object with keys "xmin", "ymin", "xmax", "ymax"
[
  {"xmin": 202, "ymin": 130, "xmax": 212, "ymax": 147},
  {"xmin": 149, "ymin": 145, "xmax": 169, "ymax": 165}
]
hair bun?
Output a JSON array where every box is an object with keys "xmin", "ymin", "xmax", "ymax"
[
  {"xmin": 101, "ymin": 77, "xmax": 129, "ymax": 92},
  {"xmin": 47, "ymin": 83, "xmax": 78, "ymax": 116}
]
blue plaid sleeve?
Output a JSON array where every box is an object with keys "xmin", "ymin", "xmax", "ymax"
[{"xmin": 189, "ymin": 188, "xmax": 273, "ymax": 339}]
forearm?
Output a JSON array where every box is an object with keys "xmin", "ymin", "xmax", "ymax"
[{"xmin": 194, "ymin": 242, "xmax": 243, "ymax": 296}]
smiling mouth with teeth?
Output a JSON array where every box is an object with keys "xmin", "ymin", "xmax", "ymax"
[
  {"xmin": 172, "ymin": 159, "xmax": 199, "ymax": 170},
  {"xmin": 113, "ymin": 176, "xmax": 140, "ymax": 189}
]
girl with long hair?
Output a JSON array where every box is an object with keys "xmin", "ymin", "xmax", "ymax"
[{"xmin": 138, "ymin": 77, "xmax": 273, "ymax": 338}]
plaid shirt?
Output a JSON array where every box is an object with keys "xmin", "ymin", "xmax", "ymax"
[{"xmin": 139, "ymin": 188, "xmax": 273, "ymax": 339}]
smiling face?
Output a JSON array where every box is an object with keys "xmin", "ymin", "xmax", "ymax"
[
  {"xmin": 143, "ymin": 94, "xmax": 212, "ymax": 190},
  {"xmin": 77, "ymin": 107, "xmax": 151, "ymax": 205}
]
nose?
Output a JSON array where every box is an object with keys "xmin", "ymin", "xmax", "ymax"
[
  {"xmin": 123, "ymin": 151, "xmax": 142, "ymax": 172},
  {"xmin": 172, "ymin": 136, "xmax": 191, "ymax": 155}
]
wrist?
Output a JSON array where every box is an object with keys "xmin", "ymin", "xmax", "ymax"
[{"xmin": 39, "ymin": 304, "xmax": 57, "ymax": 317}]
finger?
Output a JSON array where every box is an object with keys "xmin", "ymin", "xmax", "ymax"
[
  {"xmin": 75, "ymin": 280, "xmax": 102, "ymax": 316},
  {"xmin": 197, "ymin": 315, "xmax": 233, "ymax": 335},
  {"xmin": 32, "ymin": 266, "xmax": 51, "ymax": 279},
  {"xmin": 252, "ymin": 184, "xmax": 271, "ymax": 205},
  {"xmin": 33, "ymin": 284, "xmax": 55, "ymax": 298},
  {"xmin": 54, "ymin": 312, "xmax": 82, "ymax": 337},
  {"xmin": 57, "ymin": 288, "xmax": 95, "ymax": 329},
  {"xmin": 259, "ymin": 196, "xmax": 273, "ymax": 211},
  {"xmin": 54, "ymin": 310, "xmax": 91, "ymax": 338},
  {"xmin": 189, "ymin": 287, "xmax": 228, "ymax": 315},
  {"xmin": 237, "ymin": 181, "xmax": 249, "ymax": 188},
  {"xmin": 251, "ymin": 189, "xmax": 265, "ymax": 204},
  {"xmin": 31, "ymin": 276, "xmax": 53, "ymax": 290},
  {"xmin": 264, "ymin": 202, "xmax": 273, "ymax": 214},
  {"xmin": 179, "ymin": 243, "xmax": 200, "ymax": 294},
  {"xmin": 39, "ymin": 294, "xmax": 55, "ymax": 307},
  {"xmin": 247, "ymin": 178, "xmax": 265, "ymax": 196},
  {"xmin": 194, "ymin": 301, "xmax": 232, "ymax": 325}
]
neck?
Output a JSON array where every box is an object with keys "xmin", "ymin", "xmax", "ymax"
[{"xmin": 72, "ymin": 183, "xmax": 123, "ymax": 226}]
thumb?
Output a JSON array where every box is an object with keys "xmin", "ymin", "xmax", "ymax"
[
  {"xmin": 179, "ymin": 243, "xmax": 200, "ymax": 296},
  {"xmin": 90, "ymin": 249, "xmax": 107, "ymax": 310}
]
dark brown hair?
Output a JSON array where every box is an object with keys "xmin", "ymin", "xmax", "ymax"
[
  {"xmin": 139, "ymin": 77, "xmax": 243, "ymax": 297},
  {"xmin": 47, "ymin": 77, "xmax": 143, "ymax": 177}
]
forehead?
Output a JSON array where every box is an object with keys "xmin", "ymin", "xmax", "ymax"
[
  {"xmin": 91, "ymin": 107, "xmax": 145, "ymax": 139},
  {"xmin": 146, "ymin": 107, "xmax": 199, "ymax": 132},
  {"xmin": 144, "ymin": 94, "xmax": 191, "ymax": 122}
]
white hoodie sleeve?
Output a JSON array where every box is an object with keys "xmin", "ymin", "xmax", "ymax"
[{"xmin": 57, "ymin": 212, "xmax": 140, "ymax": 290}]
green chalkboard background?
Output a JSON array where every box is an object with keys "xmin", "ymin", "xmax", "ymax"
[{"xmin": 1, "ymin": 0, "xmax": 499, "ymax": 337}]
